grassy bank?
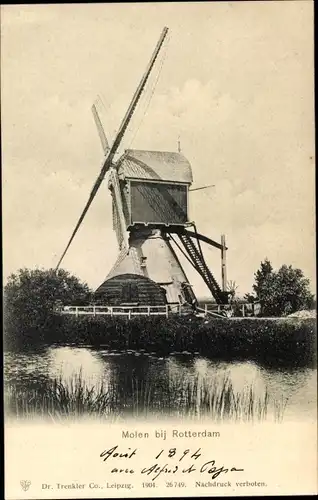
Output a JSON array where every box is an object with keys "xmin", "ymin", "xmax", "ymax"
[
  {"xmin": 4, "ymin": 314, "xmax": 316, "ymax": 367},
  {"xmin": 5, "ymin": 371, "xmax": 288, "ymax": 422}
]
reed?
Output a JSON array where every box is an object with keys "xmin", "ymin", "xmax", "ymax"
[{"xmin": 5, "ymin": 371, "xmax": 288, "ymax": 423}]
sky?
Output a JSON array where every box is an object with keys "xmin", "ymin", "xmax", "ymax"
[{"xmin": 1, "ymin": 1, "xmax": 315, "ymax": 298}]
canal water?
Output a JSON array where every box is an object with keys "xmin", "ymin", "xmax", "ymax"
[{"xmin": 4, "ymin": 346, "xmax": 317, "ymax": 422}]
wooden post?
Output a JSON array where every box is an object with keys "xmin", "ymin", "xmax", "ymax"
[
  {"xmin": 205, "ymin": 303, "xmax": 208, "ymax": 317},
  {"xmin": 128, "ymin": 309, "xmax": 131, "ymax": 320},
  {"xmin": 75, "ymin": 307, "xmax": 78, "ymax": 317},
  {"xmin": 165, "ymin": 304, "xmax": 169, "ymax": 318},
  {"xmin": 110, "ymin": 307, "xmax": 113, "ymax": 317},
  {"xmin": 242, "ymin": 304, "xmax": 245, "ymax": 317},
  {"xmin": 148, "ymin": 306, "xmax": 150, "ymax": 316},
  {"xmin": 93, "ymin": 306, "xmax": 96, "ymax": 317},
  {"xmin": 221, "ymin": 234, "xmax": 227, "ymax": 292}
]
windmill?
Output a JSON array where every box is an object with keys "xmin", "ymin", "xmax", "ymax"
[{"xmin": 56, "ymin": 27, "xmax": 230, "ymax": 309}]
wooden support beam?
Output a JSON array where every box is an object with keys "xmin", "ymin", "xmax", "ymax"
[
  {"xmin": 180, "ymin": 229, "xmax": 227, "ymax": 251},
  {"xmin": 221, "ymin": 234, "xmax": 227, "ymax": 292}
]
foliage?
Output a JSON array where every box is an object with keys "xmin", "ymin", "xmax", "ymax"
[
  {"xmin": 226, "ymin": 280, "xmax": 239, "ymax": 306},
  {"xmin": 6, "ymin": 313, "xmax": 315, "ymax": 367},
  {"xmin": 4, "ymin": 268, "xmax": 92, "ymax": 345},
  {"xmin": 249, "ymin": 259, "xmax": 314, "ymax": 317},
  {"xmin": 227, "ymin": 280, "xmax": 238, "ymax": 297},
  {"xmin": 3, "ymin": 266, "xmax": 315, "ymax": 366},
  {"xmin": 252, "ymin": 258, "xmax": 273, "ymax": 299},
  {"xmin": 244, "ymin": 293, "xmax": 257, "ymax": 303}
]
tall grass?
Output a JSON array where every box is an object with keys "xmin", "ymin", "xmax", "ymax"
[
  {"xmin": 166, "ymin": 373, "xmax": 287, "ymax": 422},
  {"xmin": 5, "ymin": 376, "xmax": 119, "ymax": 421},
  {"xmin": 5, "ymin": 371, "xmax": 288, "ymax": 423}
]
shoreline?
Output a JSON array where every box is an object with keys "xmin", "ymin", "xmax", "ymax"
[{"xmin": 4, "ymin": 315, "xmax": 316, "ymax": 368}]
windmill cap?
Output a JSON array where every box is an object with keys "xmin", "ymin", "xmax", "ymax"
[{"xmin": 117, "ymin": 149, "xmax": 193, "ymax": 184}]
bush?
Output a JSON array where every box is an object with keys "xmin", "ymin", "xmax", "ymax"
[
  {"xmin": 4, "ymin": 268, "xmax": 91, "ymax": 349},
  {"xmin": 5, "ymin": 313, "xmax": 315, "ymax": 368}
]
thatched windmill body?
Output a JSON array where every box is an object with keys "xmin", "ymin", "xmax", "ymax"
[{"xmin": 56, "ymin": 27, "xmax": 229, "ymax": 308}]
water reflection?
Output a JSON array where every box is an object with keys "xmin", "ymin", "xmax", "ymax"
[
  {"xmin": 259, "ymin": 365, "xmax": 317, "ymax": 418},
  {"xmin": 4, "ymin": 346, "xmax": 316, "ymax": 422},
  {"xmin": 47, "ymin": 347, "xmax": 107, "ymax": 389}
]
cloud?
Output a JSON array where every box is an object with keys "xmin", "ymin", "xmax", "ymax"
[{"xmin": 1, "ymin": 5, "xmax": 58, "ymax": 27}]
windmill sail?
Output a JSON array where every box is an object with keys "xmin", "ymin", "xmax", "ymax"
[
  {"xmin": 55, "ymin": 27, "xmax": 169, "ymax": 271},
  {"xmin": 92, "ymin": 103, "xmax": 109, "ymax": 154}
]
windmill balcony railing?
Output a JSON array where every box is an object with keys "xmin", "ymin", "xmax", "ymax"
[
  {"xmin": 59, "ymin": 304, "xmax": 173, "ymax": 318},
  {"xmin": 202, "ymin": 302, "xmax": 261, "ymax": 317},
  {"xmin": 56, "ymin": 301, "xmax": 261, "ymax": 318}
]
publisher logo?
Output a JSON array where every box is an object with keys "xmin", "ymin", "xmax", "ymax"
[{"xmin": 20, "ymin": 480, "xmax": 31, "ymax": 492}]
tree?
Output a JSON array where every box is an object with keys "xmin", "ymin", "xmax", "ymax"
[
  {"xmin": 4, "ymin": 268, "xmax": 92, "ymax": 338},
  {"xmin": 243, "ymin": 258, "xmax": 273, "ymax": 306},
  {"xmin": 252, "ymin": 258, "xmax": 273, "ymax": 298},
  {"xmin": 250, "ymin": 260, "xmax": 314, "ymax": 317}
]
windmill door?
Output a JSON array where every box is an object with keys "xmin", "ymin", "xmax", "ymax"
[{"xmin": 121, "ymin": 282, "xmax": 139, "ymax": 305}]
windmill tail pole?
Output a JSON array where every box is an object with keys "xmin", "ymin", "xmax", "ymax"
[
  {"xmin": 221, "ymin": 234, "xmax": 227, "ymax": 292},
  {"xmin": 54, "ymin": 27, "xmax": 169, "ymax": 272}
]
